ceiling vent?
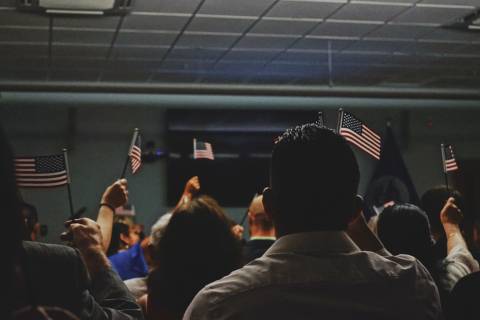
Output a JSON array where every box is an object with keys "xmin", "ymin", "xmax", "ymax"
[{"xmin": 16, "ymin": 0, "xmax": 134, "ymax": 15}]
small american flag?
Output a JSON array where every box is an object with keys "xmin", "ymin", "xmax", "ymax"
[
  {"xmin": 130, "ymin": 133, "xmax": 142, "ymax": 174},
  {"xmin": 442, "ymin": 144, "xmax": 459, "ymax": 173},
  {"xmin": 15, "ymin": 154, "xmax": 69, "ymax": 188},
  {"xmin": 193, "ymin": 139, "xmax": 214, "ymax": 160},
  {"xmin": 338, "ymin": 110, "xmax": 381, "ymax": 160}
]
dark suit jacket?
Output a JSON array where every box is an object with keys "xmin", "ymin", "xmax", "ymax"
[
  {"xmin": 21, "ymin": 241, "xmax": 144, "ymax": 320},
  {"xmin": 243, "ymin": 239, "xmax": 275, "ymax": 264}
]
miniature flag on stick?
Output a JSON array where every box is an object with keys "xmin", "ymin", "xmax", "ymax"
[
  {"xmin": 338, "ymin": 109, "xmax": 381, "ymax": 160},
  {"xmin": 121, "ymin": 128, "xmax": 142, "ymax": 178},
  {"xmin": 441, "ymin": 143, "xmax": 459, "ymax": 191},
  {"xmin": 442, "ymin": 144, "xmax": 459, "ymax": 173},
  {"xmin": 193, "ymin": 139, "xmax": 214, "ymax": 160},
  {"xmin": 15, "ymin": 149, "xmax": 75, "ymax": 217}
]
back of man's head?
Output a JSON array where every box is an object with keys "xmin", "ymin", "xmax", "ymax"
[{"xmin": 269, "ymin": 123, "xmax": 360, "ymax": 234}]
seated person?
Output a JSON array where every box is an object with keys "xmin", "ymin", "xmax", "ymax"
[
  {"xmin": 0, "ymin": 122, "xmax": 143, "ymax": 319},
  {"xmin": 184, "ymin": 123, "xmax": 442, "ymax": 320},
  {"xmin": 243, "ymin": 194, "xmax": 276, "ymax": 264},
  {"xmin": 147, "ymin": 195, "xmax": 242, "ymax": 320}
]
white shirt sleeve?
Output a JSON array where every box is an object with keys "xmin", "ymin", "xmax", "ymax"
[{"xmin": 440, "ymin": 244, "xmax": 479, "ymax": 292}]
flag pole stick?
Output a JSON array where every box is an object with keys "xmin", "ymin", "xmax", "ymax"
[
  {"xmin": 120, "ymin": 128, "xmax": 139, "ymax": 179},
  {"xmin": 441, "ymin": 143, "xmax": 449, "ymax": 191},
  {"xmin": 336, "ymin": 108, "xmax": 344, "ymax": 134},
  {"xmin": 63, "ymin": 148, "xmax": 75, "ymax": 218},
  {"xmin": 317, "ymin": 111, "xmax": 324, "ymax": 127},
  {"xmin": 240, "ymin": 193, "xmax": 259, "ymax": 226}
]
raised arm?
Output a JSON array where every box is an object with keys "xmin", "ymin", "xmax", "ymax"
[
  {"xmin": 440, "ymin": 197, "xmax": 466, "ymax": 254},
  {"xmin": 96, "ymin": 179, "xmax": 129, "ymax": 252},
  {"xmin": 174, "ymin": 176, "xmax": 200, "ymax": 211}
]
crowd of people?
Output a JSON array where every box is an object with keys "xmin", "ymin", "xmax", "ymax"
[{"xmin": 3, "ymin": 121, "xmax": 480, "ymax": 320}]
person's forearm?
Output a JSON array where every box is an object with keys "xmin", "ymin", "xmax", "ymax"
[
  {"xmin": 97, "ymin": 205, "xmax": 115, "ymax": 252},
  {"xmin": 79, "ymin": 247, "xmax": 111, "ymax": 276},
  {"xmin": 443, "ymin": 223, "xmax": 467, "ymax": 254}
]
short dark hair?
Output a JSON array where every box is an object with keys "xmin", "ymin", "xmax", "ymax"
[
  {"xmin": 271, "ymin": 123, "xmax": 360, "ymax": 231},
  {"xmin": 107, "ymin": 222, "xmax": 130, "ymax": 256},
  {"xmin": 421, "ymin": 186, "xmax": 465, "ymax": 234}
]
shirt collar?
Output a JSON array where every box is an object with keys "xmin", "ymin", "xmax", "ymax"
[
  {"xmin": 264, "ymin": 231, "xmax": 360, "ymax": 256},
  {"xmin": 250, "ymin": 236, "xmax": 276, "ymax": 241}
]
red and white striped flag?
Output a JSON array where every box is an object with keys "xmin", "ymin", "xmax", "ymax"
[
  {"xmin": 442, "ymin": 144, "xmax": 459, "ymax": 173},
  {"xmin": 193, "ymin": 139, "xmax": 214, "ymax": 160},
  {"xmin": 15, "ymin": 154, "xmax": 69, "ymax": 188},
  {"xmin": 129, "ymin": 132, "xmax": 142, "ymax": 174},
  {"xmin": 338, "ymin": 110, "xmax": 381, "ymax": 160}
]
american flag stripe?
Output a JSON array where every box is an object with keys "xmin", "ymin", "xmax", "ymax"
[
  {"xmin": 340, "ymin": 127, "xmax": 381, "ymax": 156},
  {"xmin": 193, "ymin": 139, "xmax": 215, "ymax": 160},
  {"xmin": 340, "ymin": 128, "xmax": 381, "ymax": 160},
  {"xmin": 14, "ymin": 154, "xmax": 69, "ymax": 188},
  {"xmin": 339, "ymin": 111, "xmax": 382, "ymax": 160},
  {"xmin": 442, "ymin": 144, "xmax": 459, "ymax": 173},
  {"xmin": 130, "ymin": 137, "xmax": 142, "ymax": 174}
]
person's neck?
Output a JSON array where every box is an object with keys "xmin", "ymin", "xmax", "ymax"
[{"xmin": 250, "ymin": 228, "xmax": 275, "ymax": 238}]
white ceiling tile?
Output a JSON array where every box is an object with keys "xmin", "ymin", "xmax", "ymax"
[
  {"xmin": 52, "ymin": 44, "xmax": 109, "ymax": 58},
  {"xmin": 116, "ymin": 32, "xmax": 176, "ymax": 46},
  {"xmin": 392, "ymin": 6, "xmax": 474, "ymax": 24},
  {"xmin": 420, "ymin": 0, "xmax": 479, "ymax": 6},
  {"xmin": 0, "ymin": 43, "xmax": 48, "ymax": 56},
  {"xmin": 0, "ymin": 28, "xmax": 47, "ymax": 42},
  {"xmin": 345, "ymin": 39, "xmax": 412, "ymax": 53},
  {"xmin": 198, "ymin": 0, "xmax": 276, "ymax": 16},
  {"xmin": 168, "ymin": 47, "xmax": 224, "ymax": 60},
  {"xmin": 310, "ymin": 22, "xmax": 378, "ymax": 37},
  {"xmin": 419, "ymin": 28, "xmax": 480, "ymax": 41},
  {"xmin": 292, "ymin": 38, "xmax": 353, "ymax": 50},
  {"xmin": 223, "ymin": 49, "xmax": 280, "ymax": 62},
  {"xmin": 267, "ymin": 1, "xmax": 344, "ymax": 19},
  {"xmin": 133, "ymin": 0, "xmax": 203, "ymax": 13},
  {"xmin": 123, "ymin": 15, "xmax": 189, "ymax": 30},
  {"xmin": 53, "ymin": 16, "xmax": 120, "ymax": 29},
  {"xmin": 274, "ymin": 50, "xmax": 327, "ymax": 64},
  {"xmin": 113, "ymin": 46, "xmax": 168, "ymax": 59},
  {"xmin": 176, "ymin": 34, "xmax": 239, "ymax": 48},
  {"xmin": 331, "ymin": 3, "xmax": 408, "ymax": 22},
  {"xmin": 235, "ymin": 35, "xmax": 297, "ymax": 49},
  {"xmin": 54, "ymin": 30, "xmax": 114, "ymax": 44},
  {"xmin": 187, "ymin": 17, "xmax": 253, "ymax": 33},
  {"xmin": 0, "ymin": 11, "xmax": 48, "ymax": 26},
  {"xmin": 366, "ymin": 25, "xmax": 434, "ymax": 39},
  {"xmin": 251, "ymin": 19, "xmax": 317, "ymax": 35}
]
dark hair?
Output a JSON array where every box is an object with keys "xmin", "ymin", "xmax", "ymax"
[
  {"xmin": 377, "ymin": 204, "xmax": 436, "ymax": 274},
  {"xmin": 421, "ymin": 186, "xmax": 465, "ymax": 234},
  {"xmin": 148, "ymin": 195, "xmax": 242, "ymax": 318},
  {"xmin": 107, "ymin": 222, "xmax": 130, "ymax": 256},
  {"xmin": 21, "ymin": 202, "xmax": 39, "ymax": 241},
  {"xmin": 0, "ymin": 125, "xmax": 24, "ymax": 316},
  {"xmin": 271, "ymin": 123, "xmax": 360, "ymax": 232}
]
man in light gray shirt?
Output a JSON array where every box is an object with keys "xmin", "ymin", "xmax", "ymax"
[{"xmin": 184, "ymin": 123, "xmax": 442, "ymax": 320}]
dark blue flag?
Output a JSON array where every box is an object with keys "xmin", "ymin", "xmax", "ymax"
[{"xmin": 364, "ymin": 124, "xmax": 419, "ymax": 220}]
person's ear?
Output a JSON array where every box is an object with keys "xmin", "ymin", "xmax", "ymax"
[
  {"xmin": 350, "ymin": 195, "xmax": 364, "ymax": 222},
  {"xmin": 262, "ymin": 187, "xmax": 275, "ymax": 221}
]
